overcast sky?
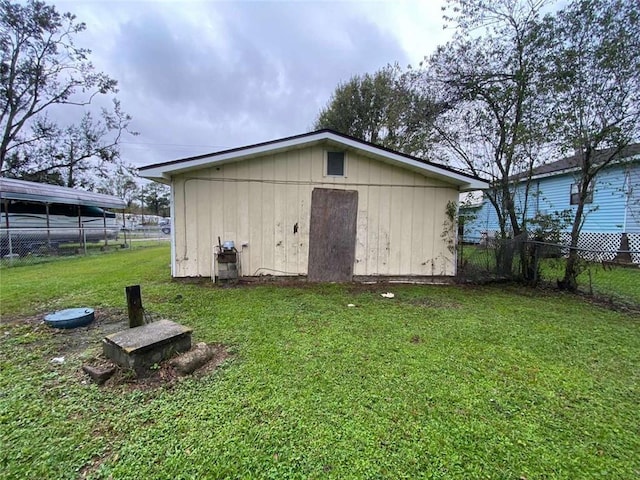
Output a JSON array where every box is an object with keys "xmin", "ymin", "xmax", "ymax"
[{"xmin": 54, "ymin": 0, "xmax": 451, "ymax": 169}]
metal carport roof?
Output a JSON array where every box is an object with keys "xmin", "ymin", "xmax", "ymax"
[{"xmin": 0, "ymin": 178, "xmax": 126, "ymax": 209}]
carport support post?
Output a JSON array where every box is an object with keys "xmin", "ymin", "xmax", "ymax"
[
  {"xmin": 45, "ymin": 203, "xmax": 51, "ymax": 249},
  {"xmin": 3, "ymin": 199, "xmax": 13, "ymax": 260},
  {"xmin": 102, "ymin": 210, "xmax": 108, "ymax": 247},
  {"xmin": 126, "ymin": 285, "xmax": 144, "ymax": 328}
]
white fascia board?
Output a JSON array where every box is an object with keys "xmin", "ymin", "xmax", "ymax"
[
  {"xmin": 139, "ymin": 135, "xmax": 326, "ymax": 183},
  {"xmin": 140, "ymin": 131, "xmax": 489, "ymax": 190}
]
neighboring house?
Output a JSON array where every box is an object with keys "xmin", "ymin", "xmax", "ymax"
[
  {"xmin": 462, "ymin": 144, "xmax": 640, "ymax": 261},
  {"xmin": 139, "ymin": 130, "xmax": 487, "ymax": 281}
]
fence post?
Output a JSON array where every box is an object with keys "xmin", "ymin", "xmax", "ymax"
[
  {"xmin": 7, "ymin": 229, "xmax": 13, "ymax": 259},
  {"xmin": 457, "ymin": 225, "xmax": 464, "ymax": 272},
  {"xmin": 533, "ymin": 241, "xmax": 540, "ymax": 285},
  {"xmin": 8, "ymin": 229, "xmax": 14, "ymax": 264}
]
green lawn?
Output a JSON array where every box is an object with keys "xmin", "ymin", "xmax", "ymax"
[{"xmin": 1, "ymin": 245, "xmax": 639, "ymax": 479}]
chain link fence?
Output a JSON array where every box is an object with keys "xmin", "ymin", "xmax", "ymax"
[
  {"xmin": 0, "ymin": 226, "xmax": 170, "ymax": 268},
  {"xmin": 458, "ymin": 234, "xmax": 640, "ymax": 309}
]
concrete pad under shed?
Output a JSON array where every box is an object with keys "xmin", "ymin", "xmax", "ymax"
[{"xmin": 103, "ymin": 319, "xmax": 192, "ymax": 374}]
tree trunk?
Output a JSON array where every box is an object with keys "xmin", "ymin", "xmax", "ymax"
[{"xmin": 559, "ymin": 189, "xmax": 587, "ymax": 292}]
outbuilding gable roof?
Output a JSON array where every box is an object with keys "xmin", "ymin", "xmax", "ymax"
[{"xmin": 139, "ymin": 129, "xmax": 488, "ymax": 191}]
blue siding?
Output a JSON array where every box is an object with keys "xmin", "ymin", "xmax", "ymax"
[
  {"xmin": 461, "ymin": 160, "xmax": 640, "ymax": 238},
  {"xmin": 536, "ymin": 166, "xmax": 628, "ymax": 233},
  {"xmin": 462, "ymin": 200, "xmax": 499, "ymax": 239}
]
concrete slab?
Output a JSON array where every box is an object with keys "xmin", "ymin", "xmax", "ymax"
[{"xmin": 103, "ymin": 319, "xmax": 192, "ymax": 375}]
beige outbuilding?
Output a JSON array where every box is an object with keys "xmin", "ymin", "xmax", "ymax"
[{"xmin": 139, "ymin": 130, "xmax": 488, "ymax": 281}]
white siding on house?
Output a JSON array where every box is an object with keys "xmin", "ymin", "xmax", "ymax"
[{"xmin": 172, "ymin": 145, "xmax": 458, "ymax": 278}]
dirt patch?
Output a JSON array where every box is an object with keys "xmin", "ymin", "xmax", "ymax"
[
  {"xmin": 80, "ymin": 343, "xmax": 231, "ymax": 391},
  {"xmin": 5, "ymin": 307, "xmax": 130, "ymax": 355},
  {"xmin": 4, "ymin": 308, "xmax": 232, "ymax": 391}
]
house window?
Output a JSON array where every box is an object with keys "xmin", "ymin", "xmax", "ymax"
[
  {"xmin": 326, "ymin": 151, "xmax": 345, "ymax": 176},
  {"xmin": 570, "ymin": 181, "xmax": 594, "ymax": 205}
]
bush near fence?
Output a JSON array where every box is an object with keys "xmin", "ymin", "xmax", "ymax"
[
  {"xmin": 458, "ymin": 235, "xmax": 640, "ymax": 308},
  {"xmin": 0, "ymin": 226, "xmax": 170, "ymax": 267}
]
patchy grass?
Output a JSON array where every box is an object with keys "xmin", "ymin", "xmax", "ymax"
[
  {"xmin": 1, "ymin": 245, "xmax": 639, "ymax": 479},
  {"xmin": 539, "ymin": 258, "xmax": 640, "ymax": 305},
  {"xmin": 461, "ymin": 244, "xmax": 640, "ymax": 306}
]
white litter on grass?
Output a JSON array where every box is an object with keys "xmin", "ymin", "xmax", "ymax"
[
  {"xmin": 347, "ymin": 304, "xmax": 356, "ymax": 307},
  {"xmin": 50, "ymin": 356, "xmax": 65, "ymax": 364},
  {"xmin": 380, "ymin": 292, "xmax": 395, "ymax": 298}
]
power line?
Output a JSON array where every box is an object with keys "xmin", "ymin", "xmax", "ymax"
[{"xmin": 120, "ymin": 141, "xmax": 229, "ymax": 149}]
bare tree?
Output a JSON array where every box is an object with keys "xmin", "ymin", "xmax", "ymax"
[
  {"xmin": 4, "ymin": 99, "xmax": 136, "ymax": 189},
  {"xmin": 96, "ymin": 164, "xmax": 139, "ymax": 211}
]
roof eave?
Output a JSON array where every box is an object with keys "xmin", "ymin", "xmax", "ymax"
[{"xmin": 139, "ymin": 131, "xmax": 488, "ymax": 190}]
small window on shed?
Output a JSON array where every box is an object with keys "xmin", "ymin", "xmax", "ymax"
[
  {"xmin": 570, "ymin": 181, "xmax": 594, "ymax": 205},
  {"xmin": 326, "ymin": 151, "xmax": 345, "ymax": 176}
]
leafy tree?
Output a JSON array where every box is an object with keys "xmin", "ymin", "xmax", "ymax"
[
  {"xmin": 0, "ymin": 0, "xmax": 117, "ymax": 173},
  {"xmin": 544, "ymin": 0, "xmax": 640, "ymax": 291},
  {"xmin": 143, "ymin": 183, "xmax": 170, "ymax": 218},
  {"xmin": 315, "ymin": 64, "xmax": 441, "ymax": 157},
  {"xmin": 425, "ymin": 0, "xmax": 551, "ymax": 274}
]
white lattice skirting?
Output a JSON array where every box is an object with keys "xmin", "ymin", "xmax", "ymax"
[{"xmin": 558, "ymin": 232, "xmax": 640, "ymax": 264}]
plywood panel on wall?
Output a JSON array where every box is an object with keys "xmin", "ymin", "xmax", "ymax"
[{"xmin": 171, "ymin": 144, "xmax": 459, "ymax": 278}]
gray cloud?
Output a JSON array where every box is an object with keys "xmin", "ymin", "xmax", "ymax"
[{"xmin": 54, "ymin": 1, "xmax": 442, "ymax": 167}]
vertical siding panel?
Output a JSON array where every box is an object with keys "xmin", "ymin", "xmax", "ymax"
[
  {"xmin": 310, "ymin": 146, "xmax": 324, "ymax": 183},
  {"xmin": 273, "ymin": 154, "xmax": 287, "ymax": 272},
  {"xmin": 399, "ymin": 176, "xmax": 415, "ymax": 274},
  {"xmin": 388, "ymin": 167, "xmax": 403, "ymax": 275},
  {"xmin": 248, "ymin": 158, "xmax": 263, "ymax": 276},
  {"xmin": 206, "ymin": 169, "xmax": 215, "ymax": 278},
  {"xmin": 285, "ymin": 150, "xmax": 300, "ymax": 273},
  {"xmin": 411, "ymin": 179, "xmax": 426, "ymax": 275},
  {"xmin": 182, "ymin": 176, "xmax": 197, "ymax": 276},
  {"xmin": 298, "ymin": 148, "xmax": 313, "ymax": 274},
  {"xmin": 378, "ymin": 165, "xmax": 395, "ymax": 275},
  {"xmin": 261, "ymin": 155, "xmax": 276, "ymax": 274},
  {"xmin": 365, "ymin": 158, "xmax": 380, "ymax": 275},
  {"xmin": 354, "ymin": 157, "xmax": 370, "ymax": 275},
  {"xmin": 174, "ymin": 177, "xmax": 187, "ymax": 276},
  {"xmin": 422, "ymin": 187, "xmax": 436, "ymax": 275},
  {"xmin": 206, "ymin": 170, "xmax": 221, "ymax": 277},
  {"xmin": 234, "ymin": 161, "xmax": 250, "ymax": 277},
  {"xmin": 195, "ymin": 174, "xmax": 210, "ymax": 276},
  {"xmin": 431, "ymin": 190, "xmax": 442, "ymax": 275}
]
